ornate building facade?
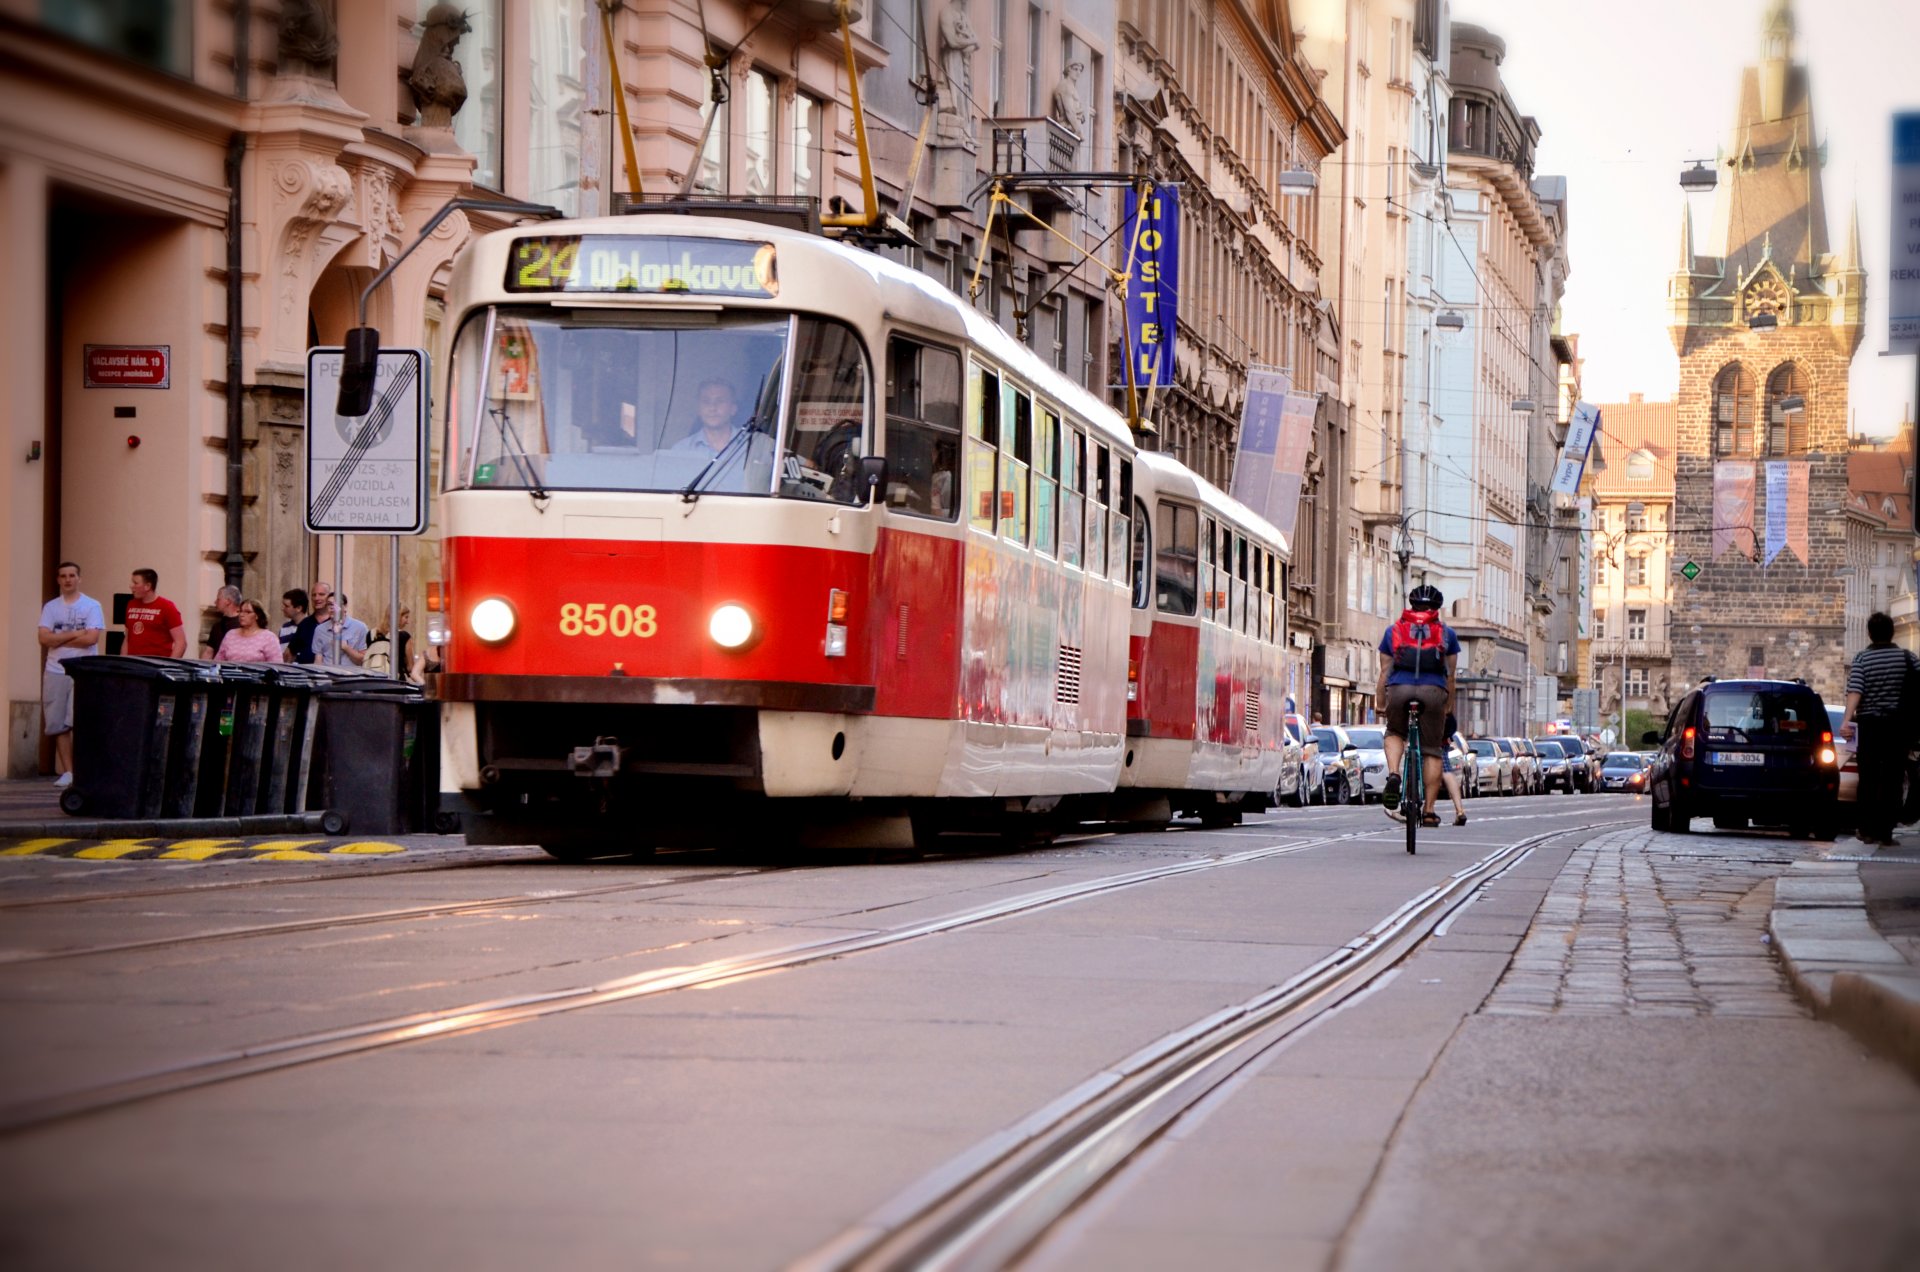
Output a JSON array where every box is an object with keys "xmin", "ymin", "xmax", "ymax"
[{"xmin": 1665, "ymin": 0, "xmax": 1864, "ymax": 699}]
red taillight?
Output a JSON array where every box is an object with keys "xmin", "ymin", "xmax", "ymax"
[
  {"xmin": 1820, "ymin": 730, "xmax": 1833, "ymax": 744},
  {"xmin": 1127, "ymin": 658, "xmax": 1139, "ymax": 702},
  {"xmin": 1680, "ymin": 726, "xmax": 1696, "ymax": 760},
  {"xmin": 426, "ymin": 581, "xmax": 444, "ymax": 613}
]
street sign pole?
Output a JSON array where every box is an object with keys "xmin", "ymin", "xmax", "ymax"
[{"xmin": 306, "ymin": 347, "xmax": 431, "ymax": 677}]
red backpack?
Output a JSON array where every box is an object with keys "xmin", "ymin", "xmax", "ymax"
[{"xmin": 1389, "ymin": 609, "xmax": 1447, "ymax": 677}]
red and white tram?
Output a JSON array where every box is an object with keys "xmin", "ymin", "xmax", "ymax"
[{"xmin": 431, "ymin": 213, "xmax": 1289, "ymax": 856}]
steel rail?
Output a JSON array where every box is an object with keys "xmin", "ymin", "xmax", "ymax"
[
  {"xmin": 799, "ymin": 818, "xmax": 1635, "ymax": 1272},
  {"xmin": 0, "ymin": 832, "xmax": 1367, "ymax": 1135}
]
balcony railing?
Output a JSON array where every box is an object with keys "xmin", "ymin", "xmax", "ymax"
[{"xmin": 991, "ymin": 117, "xmax": 1082, "ymax": 175}]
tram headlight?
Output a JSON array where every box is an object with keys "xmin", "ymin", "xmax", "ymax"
[
  {"xmin": 470, "ymin": 597, "xmax": 517, "ymax": 643},
  {"xmin": 709, "ymin": 603, "xmax": 757, "ymax": 650}
]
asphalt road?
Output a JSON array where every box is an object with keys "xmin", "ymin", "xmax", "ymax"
[{"xmin": 0, "ymin": 795, "xmax": 1914, "ymax": 1271}]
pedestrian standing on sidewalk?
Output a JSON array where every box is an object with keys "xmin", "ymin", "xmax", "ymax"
[
  {"xmin": 123, "ymin": 568, "xmax": 186, "ymax": 658},
  {"xmin": 281, "ymin": 589, "xmax": 317, "ymax": 664},
  {"xmin": 200, "ymin": 584, "xmax": 243, "ymax": 659},
  {"xmin": 214, "ymin": 600, "xmax": 285, "ymax": 663},
  {"xmin": 1838, "ymin": 611, "xmax": 1919, "ymax": 849},
  {"xmin": 37, "ymin": 561, "xmax": 103, "ymax": 789}
]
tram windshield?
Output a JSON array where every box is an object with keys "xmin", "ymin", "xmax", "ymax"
[{"xmin": 448, "ymin": 307, "xmax": 870, "ymax": 501}]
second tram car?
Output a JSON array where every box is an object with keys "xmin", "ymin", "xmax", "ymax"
[{"xmin": 431, "ymin": 213, "xmax": 1290, "ymax": 856}]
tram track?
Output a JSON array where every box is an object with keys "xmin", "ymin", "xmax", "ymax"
[
  {"xmin": 0, "ymin": 828, "xmax": 1379, "ymax": 1135},
  {"xmin": 797, "ymin": 818, "xmax": 1634, "ymax": 1272}
]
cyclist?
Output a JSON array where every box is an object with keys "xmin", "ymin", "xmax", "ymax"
[{"xmin": 1375, "ymin": 583, "xmax": 1460, "ymax": 826}]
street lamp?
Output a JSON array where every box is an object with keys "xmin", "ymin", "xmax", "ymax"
[
  {"xmin": 1276, "ymin": 168, "xmax": 1318, "ymax": 196},
  {"xmin": 1679, "ymin": 161, "xmax": 1718, "ymax": 191},
  {"xmin": 1436, "ymin": 310, "xmax": 1466, "ymax": 332},
  {"xmin": 1510, "ymin": 398, "xmax": 1537, "ymax": 413},
  {"xmin": 1747, "ymin": 312, "xmax": 1779, "ymax": 332}
]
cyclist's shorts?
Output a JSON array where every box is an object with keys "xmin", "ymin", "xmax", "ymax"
[{"xmin": 1385, "ymin": 683, "xmax": 1447, "ymax": 750}]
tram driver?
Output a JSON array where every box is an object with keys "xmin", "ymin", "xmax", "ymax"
[{"xmin": 670, "ymin": 378, "xmax": 781, "ymax": 492}]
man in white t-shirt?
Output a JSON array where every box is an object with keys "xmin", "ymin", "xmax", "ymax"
[{"xmin": 37, "ymin": 561, "xmax": 104, "ymax": 788}]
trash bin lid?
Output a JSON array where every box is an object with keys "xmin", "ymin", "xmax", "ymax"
[
  {"xmin": 208, "ymin": 662, "xmax": 273, "ymax": 684},
  {"xmin": 59, "ymin": 655, "xmax": 194, "ymax": 682}
]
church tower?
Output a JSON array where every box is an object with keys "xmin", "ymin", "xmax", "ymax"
[{"xmin": 1666, "ymin": 0, "xmax": 1864, "ymax": 697}]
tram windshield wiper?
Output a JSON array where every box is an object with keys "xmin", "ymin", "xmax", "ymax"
[
  {"xmin": 679, "ymin": 421, "xmax": 766, "ymax": 503},
  {"xmin": 488, "ymin": 406, "xmax": 549, "ymax": 502}
]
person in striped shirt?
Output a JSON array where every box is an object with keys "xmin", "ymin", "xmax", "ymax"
[{"xmin": 1838, "ymin": 611, "xmax": 1920, "ymax": 847}]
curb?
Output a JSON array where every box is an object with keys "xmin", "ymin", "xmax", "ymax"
[{"xmin": 1770, "ymin": 861, "xmax": 1920, "ymax": 1081}]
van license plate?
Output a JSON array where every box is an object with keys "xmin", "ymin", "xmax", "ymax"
[{"xmin": 1709, "ymin": 751, "xmax": 1764, "ymax": 766}]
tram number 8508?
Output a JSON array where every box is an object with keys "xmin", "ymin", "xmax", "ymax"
[{"xmin": 559, "ymin": 602, "xmax": 658, "ymax": 638}]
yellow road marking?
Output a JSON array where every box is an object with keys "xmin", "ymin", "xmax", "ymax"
[
  {"xmin": 73, "ymin": 840, "xmax": 156, "ymax": 860},
  {"xmin": 240, "ymin": 840, "xmax": 324, "ymax": 854},
  {"xmin": 157, "ymin": 839, "xmax": 244, "ymax": 861},
  {"xmin": 331, "ymin": 841, "xmax": 404, "ymax": 855},
  {"xmin": 250, "ymin": 849, "xmax": 337, "ymax": 861},
  {"xmin": 1, "ymin": 838, "xmax": 74, "ymax": 856}
]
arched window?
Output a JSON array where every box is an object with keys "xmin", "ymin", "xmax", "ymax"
[
  {"xmin": 1713, "ymin": 364, "xmax": 1754, "ymax": 456},
  {"xmin": 1626, "ymin": 450, "xmax": 1655, "ymax": 481},
  {"xmin": 1765, "ymin": 362, "xmax": 1809, "ymax": 455}
]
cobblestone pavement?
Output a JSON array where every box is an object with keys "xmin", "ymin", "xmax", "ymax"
[{"xmin": 1485, "ymin": 827, "xmax": 1821, "ymax": 1019}]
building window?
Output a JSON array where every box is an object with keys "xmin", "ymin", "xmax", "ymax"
[
  {"xmin": 43, "ymin": 0, "xmax": 190, "ymax": 74},
  {"xmin": 1627, "ymin": 667, "xmax": 1648, "ymax": 697},
  {"xmin": 1713, "ymin": 363, "xmax": 1754, "ymax": 456},
  {"xmin": 1627, "ymin": 555, "xmax": 1648, "ymax": 587},
  {"xmin": 791, "ymin": 92, "xmax": 823, "ymax": 199},
  {"xmin": 1766, "ymin": 361, "xmax": 1809, "ymax": 455},
  {"xmin": 1626, "ymin": 501, "xmax": 1646, "ymax": 532},
  {"xmin": 528, "ymin": 0, "xmax": 597, "ymax": 217},
  {"xmin": 1595, "ymin": 553, "xmax": 1607, "ymax": 586},
  {"xmin": 434, "ymin": 0, "xmax": 504, "ymax": 190},
  {"xmin": 1594, "ymin": 610, "xmax": 1606, "ymax": 641},
  {"xmin": 742, "ymin": 67, "xmax": 778, "ymax": 196},
  {"xmin": 1627, "ymin": 608, "xmax": 1647, "ymax": 641},
  {"xmin": 1626, "ymin": 451, "xmax": 1654, "ymax": 481}
]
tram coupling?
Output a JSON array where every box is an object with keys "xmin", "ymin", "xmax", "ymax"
[{"xmin": 569, "ymin": 737, "xmax": 626, "ymax": 779}]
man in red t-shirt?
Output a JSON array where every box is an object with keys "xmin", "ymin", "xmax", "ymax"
[{"xmin": 124, "ymin": 568, "xmax": 186, "ymax": 658}]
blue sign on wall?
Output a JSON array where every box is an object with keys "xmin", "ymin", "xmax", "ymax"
[{"xmin": 1123, "ymin": 185, "xmax": 1180, "ymax": 389}]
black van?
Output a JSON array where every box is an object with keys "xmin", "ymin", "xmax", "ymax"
[{"xmin": 1644, "ymin": 678, "xmax": 1840, "ymax": 837}]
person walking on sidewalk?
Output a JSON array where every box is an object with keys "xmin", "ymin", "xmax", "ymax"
[
  {"xmin": 1375, "ymin": 583, "xmax": 1460, "ymax": 826},
  {"xmin": 200, "ymin": 584, "xmax": 242, "ymax": 659},
  {"xmin": 1838, "ymin": 610, "xmax": 1919, "ymax": 848},
  {"xmin": 37, "ymin": 561, "xmax": 103, "ymax": 789},
  {"xmin": 123, "ymin": 568, "xmax": 186, "ymax": 659}
]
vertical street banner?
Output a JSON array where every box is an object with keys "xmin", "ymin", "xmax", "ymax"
[
  {"xmin": 1785, "ymin": 461, "xmax": 1810, "ymax": 564},
  {"xmin": 1577, "ymin": 496, "xmax": 1593, "ymax": 639},
  {"xmin": 1712, "ymin": 461, "xmax": 1756, "ymax": 560},
  {"xmin": 1891, "ymin": 112, "xmax": 1920, "ymax": 354},
  {"xmin": 1550, "ymin": 401, "xmax": 1602, "ymax": 494},
  {"xmin": 1764, "ymin": 460, "xmax": 1789, "ymax": 564},
  {"xmin": 1227, "ymin": 367, "xmax": 1315, "ymax": 539},
  {"xmin": 1122, "ymin": 184, "xmax": 1179, "ymax": 389}
]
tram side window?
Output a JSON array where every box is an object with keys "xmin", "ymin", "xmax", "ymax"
[
  {"xmin": 1235, "ymin": 535, "xmax": 1250, "ymax": 632},
  {"xmin": 969, "ymin": 365, "xmax": 1000, "ymax": 532},
  {"xmin": 1113, "ymin": 459, "xmax": 1134, "ymax": 586},
  {"xmin": 1156, "ymin": 502, "xmax": 1199, "ymax": 616},
  {"xmin": 1201, "ymin": 518, "xmax": 1217, "ymax": 622},
  {"xmin": 1088, "ymin": 444, "xmax": 1109, "ymax": 578},
  {"xmin": 1060, "ymin": 427, "xmax": 1084, "ymax": 568},
  {"xmin": 1130, "ymin": 497, "xmax": 1152, "ymax": 609},
  {"xmin": 884, "ymin": 337, "xmax": 961, "ymax": 520},
  {"xmin": 1250, "ymin": 545, "xmax": 1263, "ymax": 639},
  {"xmin": 1268, "ymin": 555, "xmax": 1280, "ymax": 643},
  {"xmin": 787, "ymin": 319, "xmax": 871, "ymax": 505},
  {"xmin": 1033, "ymin": 407, "xmax": 1060, "ymax": 557},
  {"xmin": 1002, "ymin": 389, "xmax": 1031, "ymax": 545}
]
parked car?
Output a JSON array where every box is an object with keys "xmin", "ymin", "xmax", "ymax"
[
  {"xmin": 1531, "ymin": 738, "xmax": 1576, "ymax": 793},
  {"xmin": 1277, "ymin": 718, "xmax": 1305, "ymax": 806},
  {"xmin": 1447, "ymin": 731, "xmax": 1481, "ymax": 798},
  {"xmin": 1823, "ymin": 705, "xmax": 1861, "ymax": 806},
  {"xmin": 1501, "ymin": 737, "xmax": 1540, "ymax": 795},
  {"xmin": 1550, "ymin": 733, "xmax": 1598, "ymax": 792},
  {"xmin": 1598, "ymin": 750, "xmax": 1650, "ymax": 793},
  {"xmin": 1646, "ymin": 678, "xmax": 1839, "ymax": 837},
  {"xmin": 1467, "ymin": 737, "xmax": 1513, "ymax": 795},
  {"xmin": 1282, "ymin": 714, "xmax": 1325, "ymax": 806},
  {"xmin": 1310, "ymin": 724, "xmax": 1364, "ymax": 805},
  {"xmin": 1344, "ymin": 725, "xmax": 1390, "ymax": 802}
]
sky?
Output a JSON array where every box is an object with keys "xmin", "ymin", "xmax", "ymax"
[{"xmin": 1450, "ymin": 0, "xmax": 1920, "ymax": 436}]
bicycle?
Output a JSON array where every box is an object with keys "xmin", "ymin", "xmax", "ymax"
[{"xmin": 1402, "ymin": 700, "xmax": 1424, "ymax": 855}]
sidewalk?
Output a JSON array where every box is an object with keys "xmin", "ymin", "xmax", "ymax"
[
  {"xmin": 1770, "ymin": 827, "xmax": 1920, "ymax": 1080},
  {"xmin": 0, "ymin": 776, "xmax": 60, "ymax": 825}
]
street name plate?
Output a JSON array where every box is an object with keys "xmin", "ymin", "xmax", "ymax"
[{"xmin": 304, "ymin": 347, "xmax": 430, "ymax": 536}]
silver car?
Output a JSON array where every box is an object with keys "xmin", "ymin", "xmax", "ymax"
[
  {"xmin": 1310, "ymin": 724, "xmax": 1363, "ymax": 805},
  {"xmin": 1502, "ymin": 737, "xmax": 1541, "ymax": 795},
  {"xmin": 1467, "ymin": 737, "xmax": 1513, "ymax": 795}
]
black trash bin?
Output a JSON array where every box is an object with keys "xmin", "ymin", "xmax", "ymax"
[
  {"xmin": 187, "ymin": 662, "xmax": 275, "ymax": 818},
  {"xmin": 160, "ymin": 660, "xmax": 225, "ymax": 819},
  {"xmin": 62, "ymin": 656, "xmax": 196, "ymax": 819},
  {"xmin": 257, "ymin": 665, "xmax": 327, "ymax": 815},
  {"xmin": 308, "ymin": 676, "xmax": 430, "ymax": 835}
]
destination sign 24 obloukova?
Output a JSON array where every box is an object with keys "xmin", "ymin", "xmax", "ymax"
[{"xmin": 506, "ymin": 235, "xmax": 779, "ymax": 297}]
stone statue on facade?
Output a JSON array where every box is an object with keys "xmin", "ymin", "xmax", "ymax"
[
  {"xmin": 1050, "ymin": 60, "xmax": 1088, "ymax": 133},
  {"xmin": 276, "ymin": 0, "xmax": 339, "ymax": 81},
  {"xmin": 408, "ymin": 4, "xmax": 473, "ymax": 131},
  {"xmin": 935, "ymin": 0, "xmax": 978, "ymax": 146}
]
